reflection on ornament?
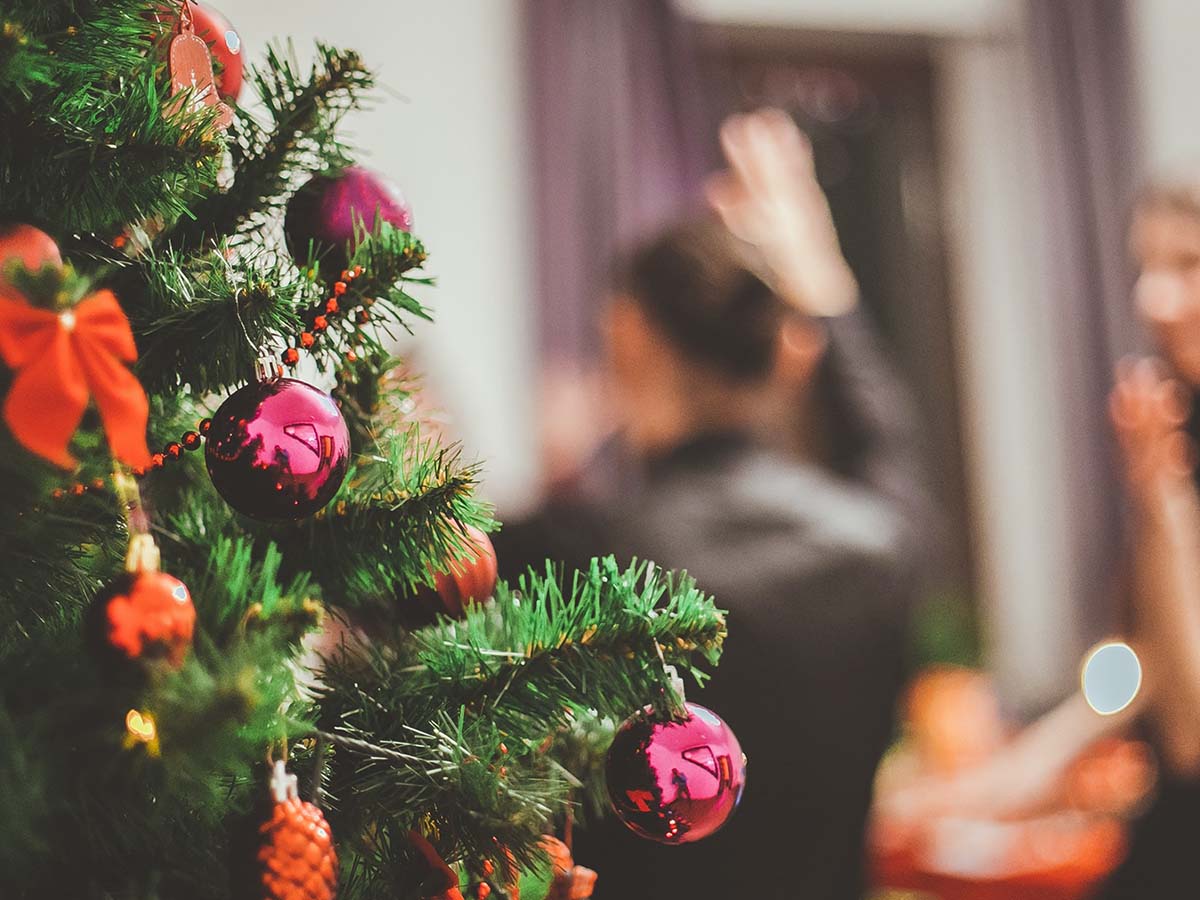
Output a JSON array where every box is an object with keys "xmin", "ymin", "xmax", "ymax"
[
  {"xmin": 1081, "ymin": 641, "xmax": 1142, "ymax": 716},
  {"xmin": 205, "ymin": 377, "xmax": 351, "ymax": 521},
  {"xmin": 605, "ymin": 701, "xmax": 746, "ymax": 844}
]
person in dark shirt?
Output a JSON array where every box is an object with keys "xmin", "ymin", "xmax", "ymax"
[{"xmin": 497, "ymin": 110, "xmax": 932, "ymax": 899}]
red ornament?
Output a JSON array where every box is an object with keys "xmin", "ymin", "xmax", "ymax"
[
  {"xmin": 90, "ymin": 569, "xmax": 196, "ymax": 669},
  {"xmin": 204, "ymin": 373, "xmax": 351, "ymax": 521},
  {"xmin": 186, "ymin": 2, "xmax": 243, "ymax": 101},
  {"xmin": 258, "ymin": 761, "xmax": 338, "ymax": 900},
  {"xmin": 397, "ymin": 526, "xmax": 498, "ymax": 630},
  {"xmin": 434, "ymin": 525, "xmax": 498, "ymax": 617},
  {"xmin": 0, "ymin": 224, "xmax": 62, "ymax": 289},
  {"xmin": 0, "ymin": 288, "xmax": 151, "ymax": 468},
  {"xmin": 605, "ymin": 702, "xmax": 746, "ymax": 844},
  {"xmin": 284, "ymin": 167, "xmax": 414, "ymax": 276}
]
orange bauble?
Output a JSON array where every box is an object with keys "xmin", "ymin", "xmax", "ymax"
[
  {"xmin": 90, "ymin": 570, "xmax": 196, "ymax": 669},
  {"xmin": 433, "ymin": 525, "xmax": 498, "ymax": 617},
  {"xmin": 542, "ymin": 836, "xmax": 597, "ymax": 900},
  {"xmin": 397, "ymin": 526, "xmax": 499, "ymax": 629},
  {"xmin": 259, "ymin": 762, "xmax": 338, "ymax": 900},
  {"xmin": 432, "ymin": 528, "xmax": 496, "ymax": 619}
]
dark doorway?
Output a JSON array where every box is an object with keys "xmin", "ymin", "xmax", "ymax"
[{"xmin": 698, "ymin": 24, "xmax": 975, "ymax": 619}]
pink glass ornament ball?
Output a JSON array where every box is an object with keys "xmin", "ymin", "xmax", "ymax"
[
  {"xmin": 606, "ymin": 702, "xmax": 746, "ymax": 844},
  {"xmin": 205, "ymin": 377, "xmax": 350, "ymax": 521},
  {"xmin": 284, "ymin": 166, "xmax": 413, "ymax": 276}
]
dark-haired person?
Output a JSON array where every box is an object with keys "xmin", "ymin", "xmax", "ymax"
[{"xmin": 496, "ymin": 110, "xmax": 933, "ymax": 899}]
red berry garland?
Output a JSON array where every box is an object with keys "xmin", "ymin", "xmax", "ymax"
[
  {"xmin": 279, "ymin": 265, "xmax": 376, "ymax": 368},
  {"xmin": 258, "ymin": 761, "xmax": 338, "ymax": 900},
  {"xmin": 43, "ymin": 262, "xmax": 384, "ymax": 501},
  {"xmin": 42, "ymin": 253, "xmax": 433, "ymax": 506}
]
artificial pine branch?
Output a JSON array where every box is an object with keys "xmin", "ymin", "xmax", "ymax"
[
  {"xmin": 170, "ymin": 42, "xmax": 372, "ymax": 249},
  {"xmin": 0, "ymin": 7, "xmax": 740, "ymax": 897},
  {"xmin": 129, "ymin": 244, "xmax": 307, "ymax": 395},
  {"xmin": 0, "ymin": 3, "xmax": 223, "ymax": 232},
  {"xmin": 287, "ymin": 422, "xmax": 493, "ymax": 604},
  {"xmin": 0, "ymin": 19, "xmax": 51, "ymax": 105},
  {"xmin": 411, "ymin": 557, "xmax": 726, "ymax": 725},
  {"xmin": 125, "ymin": 223, "xmax": 429, "ymax": 396},
  {"xmin": 314, "ymin": 557, "xmax": 726, "ymax": 882}
]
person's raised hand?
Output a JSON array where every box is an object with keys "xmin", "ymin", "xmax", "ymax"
[
  {"xmin": 706, "ymin": 108, "xmax": 858, "ymax": 317},
  {"xmin": 1110, "ymin": 357, "xmax": 1193, "ymax": 493}
]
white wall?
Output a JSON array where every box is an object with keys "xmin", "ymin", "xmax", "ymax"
[
  {"xmin": 679, "ymin": 0, "xmax": 1016, "ymax": 35},
  {"xmin": 1130, "ymin": 0, "xmax": 1200, "ymax": 174},
  {"xmin": 231, "ymin": 1, "xmax": 539, "ymax": 512},
  {"xmin": 935, "ymin": 33, "xmax": 1078, "ymax": 711}
]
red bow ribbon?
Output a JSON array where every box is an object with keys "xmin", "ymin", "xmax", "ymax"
[{"xmin": 0, "ymin": 290, "xmax": 151, "ymax": 468}]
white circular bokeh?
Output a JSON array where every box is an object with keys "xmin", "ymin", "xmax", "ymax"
[{"xmin": 1081, "ymin": 641, "xmax": 1142, "ymax": 716}]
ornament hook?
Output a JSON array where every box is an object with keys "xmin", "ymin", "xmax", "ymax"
[
  {"xmin": 178, "ymin": 0, "xmax": 194, "ymax": 33},
  {"xmin": 269, "ymin": 759, "xmax": 300, "ymax": 803},
  {"xmin": 124, "ymin": 533, "xmax": 161, "ymax": 574},
  {"xmin": 254, "ymin": 355, "xmax": 283, "ymax": 383}
]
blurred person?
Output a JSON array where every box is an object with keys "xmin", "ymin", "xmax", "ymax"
[
  {"xmin": 497, "ymin": 110, "xmax": 933, "ymax": 899},
  {"xmin": 1097, "ymin": 184, "xmax": 1200, "ymax": 899},
  {"xmin": 874, "ymin": 181, "xmax": 1200, "ymax": 898}
]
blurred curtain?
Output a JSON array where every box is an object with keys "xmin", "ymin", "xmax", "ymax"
[
  {"xmin": 1026, "ymin": 0, "xmax": 1142, "ymax": 649},
  {"xmin": 525, "ymin": 0, "xmax": 715, "ymax": 364}
]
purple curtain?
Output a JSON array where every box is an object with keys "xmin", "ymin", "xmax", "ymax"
[
  {"xmin": 1026, "ymin": 0, "xmax": 1143, "ymax": 650},
  {"xmin": 525, "ymin": 0, "xmax": 715, "ymax": 365}
]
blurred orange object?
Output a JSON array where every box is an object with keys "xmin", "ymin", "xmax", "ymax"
[
  {"xmin": 872, "ymin": 667, "xmax": 1156, "ymax": 900},
  {"xmin": 905, "ymin": 666, "xmax": 1006, "ymax": 775},
  {"xmin": 1064, "ymin": 739, "xmax": 1155, "ymax": 817},
  {"xmin": 872, "ymin": 813, "xmax": 1125, "ymax": 900}
]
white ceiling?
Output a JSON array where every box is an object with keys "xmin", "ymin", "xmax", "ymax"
[{"xmin": 677, "ymin": 0, "xmax": 1020, "ymax": 36}]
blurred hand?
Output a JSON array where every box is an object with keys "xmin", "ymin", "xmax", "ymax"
[
  {"xmin": 1109, "ymin": 357, "xmax": 1193, "ymax": 492},
  {"xmin": 1136, "ymin": 269, "xmax": 1200, "ymax": 387},
  {"xmin": 706, "ymin": 108, "xmax": 858, "ymax": 317},
  {"xmin": 539, "ymin": 362, "xmax": 614, "ymax": 490},
  {"xmin": 880, "ymin": 752, "xmax": 1063, "ymax": 825}
]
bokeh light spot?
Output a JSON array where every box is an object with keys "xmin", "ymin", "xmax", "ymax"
[{"xmin": 1082, "ymin": 641, "xmax": 1142, "ymax": 716}]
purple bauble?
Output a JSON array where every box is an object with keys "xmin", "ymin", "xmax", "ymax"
[
  {"xmin": 205, "ymin": 377, "xmax": 351, "ymax": 521},
  {"xmin": 284, "ymin": 166, "xmax": 414, "ymax": 276},
  {"xmin": 606, "ymin": 702, "xmax": 746, "ymax": 844}
]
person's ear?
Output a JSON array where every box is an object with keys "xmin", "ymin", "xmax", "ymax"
[
  {"xmin": 773, "ymin": 316, "xmax": 828, "ymax": 387},
  {"xmin": 603, "ymin": 296, "xmax": 655, "ymax": 371}
]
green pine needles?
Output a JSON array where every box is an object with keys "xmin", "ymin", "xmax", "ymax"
[{"xmin": 0, "ymin": 3, "xmax": 729, "ymax": 899}]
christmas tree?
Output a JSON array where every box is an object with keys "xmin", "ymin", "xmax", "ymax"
[{"xmin": 0, "ymin": 3, "xmax": 732, "ymax": 898}]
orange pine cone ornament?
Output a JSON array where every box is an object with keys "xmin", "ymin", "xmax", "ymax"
[{"xmin": 258, "ymin": 761, "xmax": 338, "ymax": 900}]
